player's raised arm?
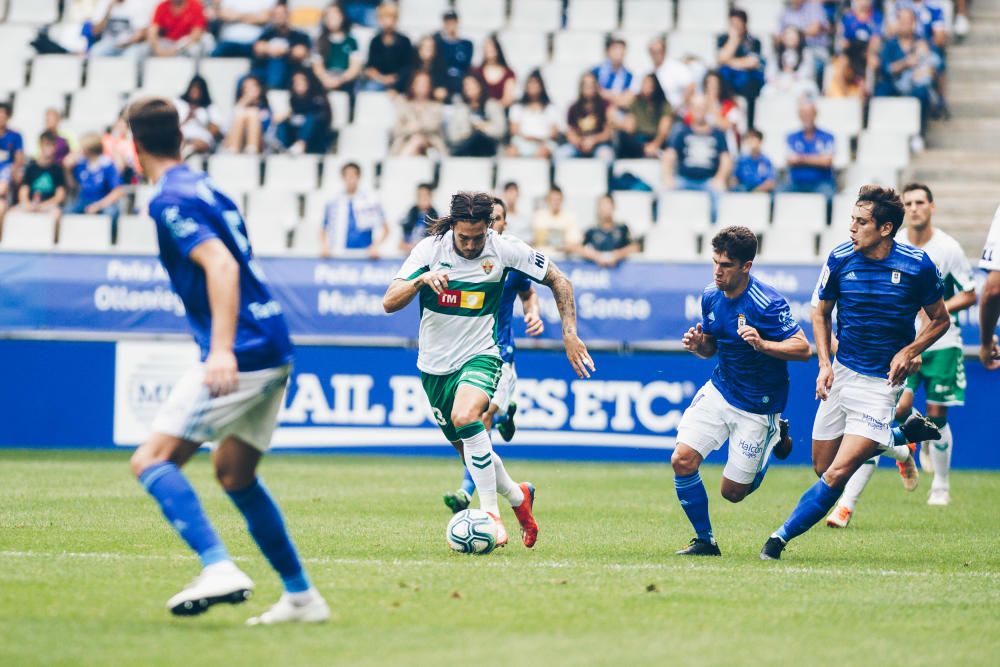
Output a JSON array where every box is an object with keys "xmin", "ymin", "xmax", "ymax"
[
  {"xmin": 541, "ymin": 260, "xmax": 595, "ymax": 378},
  {"xmin": 189, "ymin": 238, "xmax": 240, "ymax": 397},
  {"xmin": 383, "ymin": 238, "xmax": 437, "ymax": 313}
]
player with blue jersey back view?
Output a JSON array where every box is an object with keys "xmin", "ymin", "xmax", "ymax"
[
  {"xmin": 443, "ymin": 196, "xmax": 544, "ymax": 513},
  {"xmin": 761, "ymin": 185, "xmax": 950, "ymax": 560},
  {"xmin": 126, "ymin": 98, "xmax": 328, "ymax": 623},
  {"xmin": 673, "ymin": 226, "xmax": 810, "ymax": 556}
]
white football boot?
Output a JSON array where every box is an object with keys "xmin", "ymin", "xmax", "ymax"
[
  {"xmin": 927, "ymin": 488, "xmax": 950, "ymax": 506},
  {"xmin": 167, "ymin": 561, "xmax": 254, "ymax": 616},
  {"xmin": 246, "ymin": 589, "xmax": 331, "ymax": 625}
]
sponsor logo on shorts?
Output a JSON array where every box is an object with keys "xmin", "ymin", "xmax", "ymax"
[
  {"xmin": 438, "ymin": 289, "xmax": 485, "ymax": 309},
  {"xmin": 739, "ymin": 440, "xmax": 764, "ymax": 458},
  {"xmin": 862, "ymin": 413, "xmax": 890, "ymax": 431}
]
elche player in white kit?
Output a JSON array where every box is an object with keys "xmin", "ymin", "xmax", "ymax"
[{"xmin": 979, "ymin": 202, "xmax": 1000, "ymax": 371}]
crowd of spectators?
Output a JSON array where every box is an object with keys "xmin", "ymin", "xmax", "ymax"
[{"xmin": 0, "ymin": 0, "xmax": 970, "ymax": 264}]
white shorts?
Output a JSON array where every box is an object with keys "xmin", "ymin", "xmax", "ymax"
[
  {"xmin": 150, "ymin": 363, "xmax": 291, "ymax": 451},
  {"xmin": 812, "ymin": 360, "xmax": 903, "ymax": 447},
  {"xmin": 490, "ymin": 362, "xmax": 517, "ymax": 413},
  {"xmin": 676, "ymin": 381, "xmax": 782, "ymax": 485}
]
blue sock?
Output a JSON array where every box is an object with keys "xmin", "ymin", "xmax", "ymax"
[
  {"xmin": 460, "ymin": 467, "xmax": 476, "ymax": 497},
  {"xmin": 775, "ymin": 477, "xmax": 842, "ymax": 542},
  {"xmin": 227, "ymin": 479, "xmax": 310, "ymax": 594},
  {"xmin": 139, "ymin": 461, "xmax": 229, "ymax": 567},
  {"xmin": 674, "ymin": 471, "xmax": 713, "ymax": 542},
  {"xmin": 749, "ymin": 461, "xmax": 769, "ymax": 495},
  {"xmin": 891, "ymin": 426, "xmax": 907, "ymax": 447}
]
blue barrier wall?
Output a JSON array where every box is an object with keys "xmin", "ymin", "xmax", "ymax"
[{"xmin": 2, "ymin": 339, "xmax": 997, "ymax": 469}]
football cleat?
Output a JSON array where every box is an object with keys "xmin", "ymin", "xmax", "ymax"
[
  {"xmin": 825, "ymin": 504, "xmax": 853, "ymax": 528},
  {"xmin": 167, "ymin": 561, "xmax": 254, "ymax": 616},
  {"xmin": 443, "ymin": 488, "xmax": 471, "ymax": 514},
  {"xmin": 759, "ymin": 536, "xmax": 786, "ymax": 561},
  {"xmin": 487, "ymin": 512, "xmax": 509, "ymax": 547},
  {"xmin": 497, "ymin": 402, "xmax": 517, "ymax": 442},
  {"xmin": 927, "ymin": 488, "xmax": 950, "ymax": 506},
  {"xmin": 773, "ymin": 418, "xmax": 793, "ymax": 460},
  {"xmin": 900, "ymin": 411, "xmax": 940, "ymax": 444},
  {"xmin": 246, "ymin": 589, "xmax": 330, "ymax": 626},
  {"xmin": 675, "ymin": 537, "xmax": 721, "ymax": 556},
  {"xmin": 511, "ymin": 482, "xmax": 538, "ymax": 548},
  {"xmin": 897, "ymin": 443, "xmax": 919, "ymax": 492}
]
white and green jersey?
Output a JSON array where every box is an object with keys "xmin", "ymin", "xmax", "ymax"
[
  {"xmin": 910, "ymin": 229, "xmax": 975, "ymax": 352},
  {"xmin": 982, "ymin": 204, "xmax": 1000, "ymax": 272},
  {"xmin": 395, "ymin": 230, "xmax": 550, "ymax": 375}
]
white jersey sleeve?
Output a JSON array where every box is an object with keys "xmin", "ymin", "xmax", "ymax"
[
  {"xmin": 982, "ymin": 204, "xmax": 1000, "ymax": 272},
  {"xmin": 394, "ymin": 236, "xmax": 436, "ymax": 281},
  {"xmin": 495, "ymin": 234, "xmax": 550, "ymax": 282}
]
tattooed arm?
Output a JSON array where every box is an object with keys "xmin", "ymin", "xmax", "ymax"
[{"xmin": 541, "ymin": 260, "xmax": 596, "ymax": 378}]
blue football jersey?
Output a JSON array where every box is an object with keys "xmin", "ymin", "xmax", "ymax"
[
  {"xmin": 817, "ymin": 240, "xmax": 943, "ymax": 378},
  {"xmin": 701, "ymin": 276, "xmax": 802, "ymax": 414},
  {"xmin": 149, "ymin": 165, "xmax": 293, "ymax": 371},
  {"xmin": 496, "ymin": 270, "xmax": 533, "ymax": 364}
]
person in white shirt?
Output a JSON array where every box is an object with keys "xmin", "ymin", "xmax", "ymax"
[
  {"xmin": 643, "ymin": 35, "xmax": 695, "ymax": 110},
  {"xmin": 505, "ymin": 70, "xmax": 562, "ymax": 159},
  {"xmin": 209, "ymin": 0, "xmax": 276, "ymax": 58},
  {"xmin": 89, "ymin": 0, "xmax": 154, "ymax": 58},
  {"xmin": 320, "ymin": 162, "xmax": 388, "ymax": 259}
]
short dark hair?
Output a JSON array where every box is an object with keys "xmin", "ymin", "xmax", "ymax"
[
  {"xmin": 711, "ymin": 225, "xmax": 758, "ymax": 264},
  {"xmin": 427, "ymin": 191, "xmax": 495, "ymax": 237},
  {"xmin": 729, "ymin": 8, "xmax": 748, "ymax": 23},
  {"xmin": 39, "ymin": 130, "xmax": 58, "ymax": 145},
  {"xmin": 856, "ymin": 185, "xmax": 905, "ymax": 236},
  {"xmin": 550, "ymin": 185, "xmax": 563, "ymax": 195},
  {"xmin": 417, "ymin": 182, "xmax": 433, "ymax": 191},
  {"xmin": 492, "ymin": 195, "xmax": 507, "ymax": 220},
  {"xmin": 503, "ymin": 181, "xmax": 518, "ymax": 191},
  {"xmin": 745, "ymin": 128, "xmax": 763, "ymax": 141},
  {"xmin": 0, "ymin": 102, "xmax": 10, "ymax": 116},
  {"xmin": 902, "ymin": 182, "xmax": 934, "ymax": 203},
  {"xmin": 341, "ymin": 161, "xmax": 361, "ymax": 175},
  {"xmin": 127, "ymin": 98, "xmax": 182, "ymax": 158},
  {"xmin": 607, "ymin": 36, "xmax": 626, "ymax": 49}
]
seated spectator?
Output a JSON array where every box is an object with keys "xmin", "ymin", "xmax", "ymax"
[
  {"xmin": 470, "ymin": 34, "xmax": 517, "ymax": 109},
  {"xmin": 500, "ymin": 181, "xmax": 531, "ymax": 240},
  {"xmin": 578, "ymin": 195, "xmax": 641, "ymax": 268},
  {"xmin": 662, "ymin": 94, "xmax": 731, "ymax": 220},
  {"xmin": 389, "ymin": 70, "xmax": 446, "ymax": 156},
  {"xmin": 532, "ymin": 186, "xmax": 582, "ymax": 255},
  {"xmin": 65, "ymin": 133, "xmax": 125, "ymax": 229},
  {"xmin": 876, "ymin": 8, "xmax": 939, "ymax": 129},
  {"xmin": 716, "ymin": 8, "xmax": 765, "ymax": 128},
  {"xmin": 251, "ymin": 3, "xmax": 311, "ymax": 90},
  {"xmin": 763, "ymin": 27, "xmax": 820, "ymax": 99},
  {"xmin": 223, "ymin": 75, "xmax": 270, "ymax": 154},
  {"xmin": 18, "ymin": 132, "xmax": 66, "ymax": 218},
  {"xmin": 148, "ymin": 0, "xmax": 214, "ymax": 58},
  {"xmin": 695, "ymin": 70, "xmax": 742, "ymax": 150},
  {"xmin": 592, "ymin": 37, "xmax": 634, "ymax": 108},
  {"xmin": 556, "ymin": 72, "xmax": 615, "ymax": 162},
  {"xmin": 783, "ymin": 97, "xmax": 836, "ymax": 201},
  {"xmin": 175, "ymin": 75, "xmax": 224, "ymax": 154},
  {"xmin": 777, "ymin": 0, "xmax": 831, "ymax": 83},
  {"xmin": 41, "ymin": 108, "xmax": 78, "ymax": 166},
  {"xmin": 276, "ymin": 70, "xmax": 332, "ymax": 155},
  {"xmin": 646, "ymin": 35, "xmax": 695, "ymax": 109},
  {"xmin": 0, "ymin": 103, "xmax": 24, "ymax": 226},
  {"xmin": 412, "ymin": 35, "xmax": 450, "ymax": 102},
  {"xmin": 312, "ymin": 2, "xmax": 363, "ymax": 93},
  {"xmin": 399, "ymin": 182, "xmax": 437, "ymax": 252},
  {"xmin": 434, "ymin": 9, "xmax": 474, "ymax": 99},
  {"xmin": 102, "ymin": 112, "xmax": 140, "ymax": 183},
  {"xmin": 447, "ymin": 74, "xmax": 505, "ymax": 157},
  {"xmin": 891, "ymin": 0, "xmax": 948, "ymax": 51},
  {"xmin": 209, "ymin": 0, "xmax": 275, "ymax": 59},
  {"xmin": 826, "ymin": 45, "xmax": 868, "ymax": 98},
  {"xmin": 88, "ymin": 0, "xmax": 151, "ymax": 58},
  {"xmin": 615, "ymin": 73, "xmax": 672, "ymax": 158},
  {"xmin": 361, "ymin": 2, "xmax": 413, "ymax": 93},
  {"xmin": 321, "ymin": 161, "xmax": 388, "ymax": 258},
  {"xmin": 730, "ymin": 129, "xmax": 776, "ymax": 193},
  {"xmin": 506, "ymin": 70, "xmax": 561, "ymax": 159},
  {"xmin": 836, "ymin": 0, "xmax": 883, "ymax": 87}
]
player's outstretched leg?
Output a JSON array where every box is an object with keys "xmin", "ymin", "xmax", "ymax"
[
  {"xmin": 492, "ymin": 451, "xmax": 536, "ymax": 547},
  {"xmin": 443, "ymin": 468, "xmax": 475, "ymax": 514},
  {"xmin": 772, "ymin": 418, "xmax": 793, "ymax": 460},
  {"xmin": 131, "ymin": 435, "xmax": 254, "ymax": 616},
  {"xmin": 671, "ymin": 445, "xmax": 720, "ymax": 556},
  {"xmin": 926, "ymin": 417, "xmax": 952, "ymax": 506},
  {"xmin": 457, "ymin": 421, "xmax": 508, "ymax": 546},
  {"xmin": 214, "ymin": 438, "xmax": 329, "ymax": 625},
  {"xmin": 496, "ymin": 401, "xmax": 517, "ymax": 443},
  {"xmin": 826, "ymin": 456, "xmax": 878, "ymax": 528},
  {"xmin": 881, "ymin": 411, "xmax": 938, "ymax": 491}
]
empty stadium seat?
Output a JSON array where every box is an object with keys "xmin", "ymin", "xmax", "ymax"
[
  {"xmin": 842, "ymin": 163, "xmax": 899, "ymax": 194},
  {"xmin": 132, "ymin": 185, "xmax": 156, "ymax": 215},
  {"xmin": 69, "ymin": 90, "xmax": 126, "ymax": 135},
  {"xmin": 198, "ymin": 57, "xmax": 251, "ymax": 109},
  {"xmin": 554, "ymin": 158, "xmax": 608, "ymax": 196},
  {"xmin": 379, "ymin": 157, "xmax": 436, "ymax": 195},
  {"xmin": 829, "ymin": 192, "xmax": 856, "ymax": 230},
  {"xmin": 57, "ymin": 214, "xmax": 112, "ymax": 252},
  {"xmin": 567, "ymin": 0, "xmax": 620, "ymax": 31},
  {"xmin": 611, "ymin": 191, "xmax": 654, "ymax": 239},
  {"xmin": 677, "ymin": 0, "xmax": 728, "ymax": 32},
  {"xmin": 29, "ymin": 55, "xmax": 84, "ymax": 94},
  {"xmin": 612, "ymin": 159, "xmax": 661, "ymax": 189},
  {"xmin": 817, "ymin": 96, "xmax": 863, "ymax": 141},
  {"xmin": 303, "ymin": 191, "xmax": 329, "ymax": 225},
  {"xmin": 867, "ymin": 97, "xmax": 922, "ymax": 138},
  {"xmin": 758, "ymin": 226, "xmax": 818, "ymax": 263},
  {"xmin": 0, "ymin": 24, "xmax": 37, "ymax": 63},
  {"xmin": 622, "ymin": 30, "xmax": 657, "ymax": 75},
  {"xmin": 744, "ymin": 0, "xmax": 786, "ymax": 36},
  {"xmin": 657, "ymin": 191, "xmax": 711, "ymax": 231},
  {"xmin": 541, "ymin": 62, "xmax": 583, "ymax": 111},
  {"xmin": 329, "ymin": 90, "xmax": 350, "ymax": 130},
  {"xmin": 772, "ymin": 192, "xmax": 827, "ymax": 231},
  {"xmin": 666, "ymin": 31, "xmax": 718, "ymax": 66},
  {"xmin": 552, "ymin": 31, "xmax": 607, "ymax": 66},
  {"xmin": 563, "ymin": 193, "xmax": 599, "ymax": 229},
  {"xmin": 755, "ymin": 94, "xmax": 800, "ymax": 146},
  {"xmin": 717, "ymin": 192, "xmax": 771, "ymax": 233},
  {"xmin": 398, "ymin": 0, "xmax": 449, "ymax": 35},
  {"xmin": 290, "ymin": 219, "xmax": 324, "ymax": 256},
  {"xmin": 455, "ymin": 0, "xmax": 506, "ymax": 31},
  {"xmin": 496, "ymin": 157, "xmax": 551, "ymax": 200},
  {"xmin": 623, "ymin": 0, "xmax": 674, "ymax": 32},
  {"xmin": 207, "ymin": 154, "xmax": 261, "ymax": 195},
  {"xmin": 1, "ymin": 211, "xmax": 57, "ymax": 250},
  {"xmin": 245, "ymin": 191, "xmax": 300, "ymax": 230},
  {"xmin": 245, "ymin": 212, "xmax": 292, "ymax": 257},
  {"xmin": 266, "ymin": 89, "xmax": 290, "ymax": 120},
  {"xmin": 336, "ymin": 125, "xmax": 390, "ymax": 160},
  {"xmin": 85, "ymin": 57, "xmax": 139, "ymax": 94},
  {"xmin": 7, "ymin": 0, "xmax": 59, "ymax": 24},
  {"xmin": 642, "ymin": 223, "xmax": 699, "ymax": 261},
  {"xmin": 352, "ymin": 91, "xmax": 397, "ymax": 127},
  {"xmin": 856, "ymin": 131, "xmax": 910, "ymax": 170},
  {"xmin": 509, "ymin": 0, "xmax": 563, "ymax": 32},
  {"xmin": 437, "ymin": 157, "xmax": 495, "ymax": 197},
  {"xmin": 141, "ymin": 58, "xmax": 197, "ymax": 97},
  {"xmin": 0, "ymin": 59, "xmax": 27, "ymax": 92},
  {"xmin": 264, "ymin": 154, "xmax": 320, "ymax": 193},
  {"xmin": 819, "ymin": 221, "xmax": 849, "ymax": 258},
  {"xmin": 116, "ymin": 215, "xmax": 158, "ymax": 254},
  {"xmin": 497, "ymin": 30, "xmax": 550, "ymax": 77}
]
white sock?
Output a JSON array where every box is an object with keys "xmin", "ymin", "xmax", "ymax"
[
  {"xmin": 930, "ymin": 423, "xmax": 952, "ymax": 492},
  {"xmin": 879, "ymin": 444, "xmax": 911, "ymax": 462},
  {"xmin": 840, "ymin": 456, "xmax": 879, "ymax": 510},
  {"xmin": 462, "ymin": 427, "xmax": 499, "ymax": 515},
  {"xmin": 492, "ymin": 452, "xmax": 525, "ymax": 507}
]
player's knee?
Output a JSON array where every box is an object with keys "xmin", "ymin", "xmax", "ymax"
[
  {"xmin": 721, "ymin": 486, "xmax": 749, "ymax": 503},
  {"xmin": 821, "ymin": 468, "xmax": 850, "ymax": 490},
  {"xmin": 671, "ymin": 449, "xmax": 699, "ymax": 476},
  {"xmin": 450, "ymin": 407, "xmax": 480, "ymax": 430},
  {"xmin": 214, "ymin": 464, "xmax": 253, "ymax": 492}
]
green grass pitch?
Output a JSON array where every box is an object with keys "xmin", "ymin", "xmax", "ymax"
[{"xmin": 2, "ymin": 450, "xmax": 1000, "ymax": 667}]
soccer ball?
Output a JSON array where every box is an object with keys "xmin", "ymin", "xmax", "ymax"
[{"xmin": 446, "ymin": 509, "xmax": 498, "ymax": 555}]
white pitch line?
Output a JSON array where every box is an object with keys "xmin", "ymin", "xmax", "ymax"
[{"xmin": 3, "ymin": 550, "xmax": 999, "ymax": 582}]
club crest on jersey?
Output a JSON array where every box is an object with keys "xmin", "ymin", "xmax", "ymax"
[
  {"xmin": 737, "ymin": 313, "xmax": 747, "ymax": 329},
  {"xmin": 891, "ymin": 270, "xmax": 901, "ymax": 284},
  {"xmin": 438, "ymin": 289, "xmax": 485, "ymax": 309},
  {"xmin": 481, "ymin": 259, "xmax": 494, "ymax": 274}
]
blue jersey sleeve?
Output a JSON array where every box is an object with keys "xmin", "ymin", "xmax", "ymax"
[
  {"xmin": 915, "ymin": 252, "xmax": 944, "ymax": 306},
  {"xmin": 816, "ymin": 249, "xmax": 843, "ymax": 302},
  {"xmin": 757, "ymin": 297, "xmax": 801, "ymax": 341},
  {"xmin": 154, "ymin": 199, "xmax": 219, "ymax": 259},
  {"xmin": 511, "ymin": 270, "xmax": 533, "ymax": 294},
  {"xmin": 700, "ymin": 289, "xmax": 713, "ymax": 332}
]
